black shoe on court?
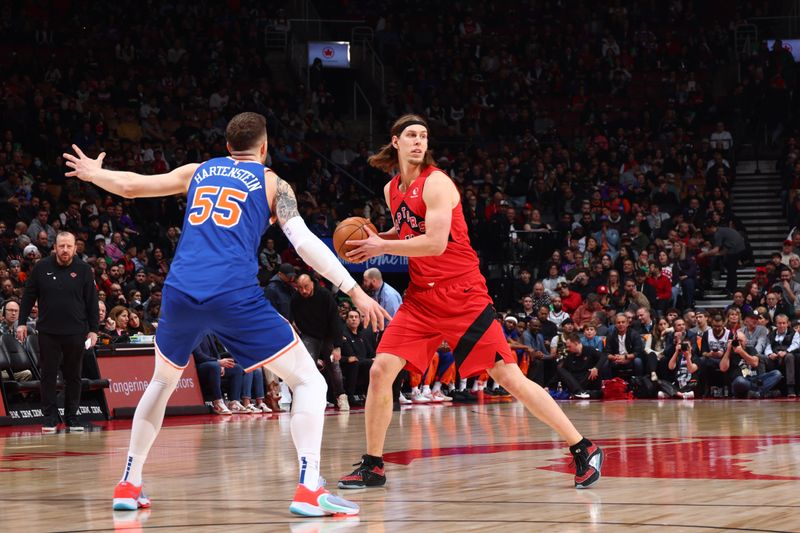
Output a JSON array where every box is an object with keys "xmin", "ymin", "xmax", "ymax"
[
  {"xmin": 570, "ymin": 439, "xmax": 603, "ymax": 489},
  {"xmin": 338, "ymin": 455, "xmax": 386, "ymax": 489},
  {"xmin": 42, "ymin": 418, "xmax": 59, "ymax": 434},
  {"xmin": 66, "ymin": 418, "xmax": 85, "ymax": 432}
]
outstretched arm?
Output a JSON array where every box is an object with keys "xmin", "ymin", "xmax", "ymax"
[
  {"xmin": 266, "ymin": 171, "xmax": 391, "ymax": 331},
  {"xmin": 63, "ymin": 144, "xmax": 198, "ymax": 198}
]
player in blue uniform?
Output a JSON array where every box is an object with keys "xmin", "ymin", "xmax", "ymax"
[{"xmin": 63, "ymin": 112, "xmax": 389, "ymax": 517}]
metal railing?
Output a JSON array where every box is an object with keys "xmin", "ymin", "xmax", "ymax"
[
  {"xmin": 746, "ymin": 15, "xmax": 800, "ymax": 38},
  {"xmin": 264, "ymin": 29, "xmax": 288, "ymax": 51},
  {"xmin": 353, "ymin": 82, "xmax": 373, "ymax": 147},
  {"xmin": 353, "ymin": 36, "xmax": 385, "ymax": 95},
  {"xmin": 288, "ymin": 18, "xmax": 367, "ymax": 41}
]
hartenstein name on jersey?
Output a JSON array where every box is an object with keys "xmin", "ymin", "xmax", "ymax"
[
  {"xmin": 395, "ymin": 205, "xmax": 426, "ymax": 235},
  {"xmin": 194, "ymin": 165, "xmax": 263, "ymax": 192}
]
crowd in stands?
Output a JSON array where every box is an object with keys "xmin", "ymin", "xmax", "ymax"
[{"xmin": 1, "ymin": 0, "xmax": 800, "ymax": 410}]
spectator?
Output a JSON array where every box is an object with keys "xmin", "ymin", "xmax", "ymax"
[
  {"xmin": 558, "ymin": 332, "xmax": 604, "ymax": 399},
  {"xmin": 698, "ymin": 313, "xmax": 732, "ymax": 397},
  {"xmin": 780, "ymin": 240, "xmax": 800, "ymax": 266},
  {"xmin": 572, "ymin": 293, "xmax": 602, "ymax": 330},
  {"xmin": 542, "ymin": 263, "xmax": 566, "ymax": 297},
  {"xmin": 700, "ymin": 222, "xmax": 746, "ymax": 297},
  {"xmin": 690, "ymin": 310, "xmax": 710, "ymax": 337},
  {"xmin": 340, "ymin": 309, "xmax": 375, "ymax": 406},
  {"xmin": 635, "ymin": 307, "xmax": 657, "ymax": 336},
  {"xmin": 721, "ymin": 330, "xmax": 783, "ymax": 399},
  {"xmin": 291, "ymin": 274, "xmax": 348, "ymax": 411},
  {"xmin": 642, "ymin": 317, "xmax": 670, "ymax": 382},
  {"xmin": 547, "ymin": 295, "xmax": 570, "ymax": 329},
  {"xmin": 265, "ymin": 263, "xmax": 296, "ymax": 320},
  {"xmin": 530, "ymin": 281, "xmax": 552, "ymax": 310},
  {"xmin": 362, "ymin": 268, "xmax": 402, "ymax": 321},
  {"xmin": 193, "ymin": 335, "xmax": 246, "ymax": 415},
  {"xmin": 27, "ymin": 209, "xmax": 56, "ymax": 247},
  {"xmin": 259, "ymin": 238, "xmax": 282, "ymax": 280},
  {"xmin": 519, "ymin": 295, "xmax": 537, "ymax": 321},
  {"xmin": 741, "ymin": 310, "xmax": 769, "ymax": 355},
  {"xmin": 709, "ymin": 122, "xmax": 734, "ymax": 152},
  {"xmin": 107, "ymin": 305, "xmax": 131, "ymax": 341},
  {"xmin": 522, "ymin": 317, "xmax": 549, "ymax": 385},
  {"xmin": 0, "ymin": 299, "xmax": 33, "ymax": 383},
  {"xmin": 765, "ymin": 291, "xmax": 792, "ymax": 325},
  {"xmin": 725, "ymin": 307, "xmax": 743, "ymax": 334},
  {"xmin": 762, "ymin": 314, "xmax": 799, "ymax": 397},
  {"xmin": 656, "ymin": 335, "xmax": 699, "ymax": 399},
  {"xmin": 549, "ymin": 318, "xmax": 577, "ymax": 364},
  {"xmin": 557, "ymin": 281, "xmax": 583, "ymax": 315},
  {"xmin": 619, "ymin": 277, "xmax": 651, "ymax": 312},
  {"xmin": 603, "ymin": 313, "xmax": 645, "ymax": 379},
  {"xmin": 772, "ymin": 268, "xmax": 800, "ymax": 312}
]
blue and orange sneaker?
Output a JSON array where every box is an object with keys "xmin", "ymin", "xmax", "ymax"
[
  {"xmin": 289, "ymin": 478, "xmax": 360, "ymax": 517},
  {"xmin": 570, "ymin": 439, "xmax": 603, "ymax": 489},
  {"xmin": 112, "ymin": 481, "xmax": 152, "ymax": 510}
]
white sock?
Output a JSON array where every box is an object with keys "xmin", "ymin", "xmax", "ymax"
[
  {"xmin": 266, "ymin": 342, "xmax": 328, "ymax": 492},
  {"xmin": 421, "ymin": 385, "xmax": 431, "ymax": 395},
  {"xmin": 411, "ymin": 386, "xmax": 420, "ymax": 395},
  {"xmin": 459, "ymin": 378, "xmax": 467, "ymax": 391},
  {"xmin": 432, "ymin": 382, "xmax": 442, "ymax": 393},
  {"xmin": 298, "ymin": 455, "xmax": 321, "ymax": 491},
  {"xmin": 121, "ymin": 351, "xmax": 183, "ymax": 486}
]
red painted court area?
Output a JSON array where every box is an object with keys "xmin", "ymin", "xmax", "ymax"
[{"xmin": 2, "ymin": 401, "xmax": 799, "ymax": 531}]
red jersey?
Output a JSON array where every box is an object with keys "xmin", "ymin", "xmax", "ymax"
[{"xmin": 389, "ymin": 165, "xmax": 481, "ymax": 288}]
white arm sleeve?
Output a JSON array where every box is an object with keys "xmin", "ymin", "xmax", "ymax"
[{"xmin": 282, "ymin": 216, "xmax": 357, "ymax": 293}]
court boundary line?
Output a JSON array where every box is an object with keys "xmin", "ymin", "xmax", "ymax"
[{"xmin": 57, "ymin": 518, "xmax": 794, "ymax": 533}]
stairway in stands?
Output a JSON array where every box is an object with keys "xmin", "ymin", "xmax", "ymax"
[{"xmin": 694, "ymin": 160, "xmax": 786, "ymax": 310}]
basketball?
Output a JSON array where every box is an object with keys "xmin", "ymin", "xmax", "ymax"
[{"xmin": 332, "ymin": 217, "xmax": 377, "ymax": 261}]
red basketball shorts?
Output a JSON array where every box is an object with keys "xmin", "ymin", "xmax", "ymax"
[{"xmin": 377, "ymin": 275, "xmax": 515, "ymax": 378}]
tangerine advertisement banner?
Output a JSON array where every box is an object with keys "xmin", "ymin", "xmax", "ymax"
[{"xmin": 98, "ymin": 353, "xmax": 205, "ymax": 415}]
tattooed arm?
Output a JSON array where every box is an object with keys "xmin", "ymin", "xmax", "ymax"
[
  {"xmin": 264, "ymin": 169, "xmax": 391, "ymax": 330},
  {"xmin": 272, "ymin": 174, "xmax": 301, "ymax": 225}
]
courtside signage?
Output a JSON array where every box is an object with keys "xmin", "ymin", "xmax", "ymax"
[{"xmin": 322, "ymin": 237, "xmax": 408, "ymax": 272}]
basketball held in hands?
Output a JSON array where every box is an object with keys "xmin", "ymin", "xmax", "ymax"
[{"xmin": 333, "ymin": 217, "xmax": 378, "ymax": 262}]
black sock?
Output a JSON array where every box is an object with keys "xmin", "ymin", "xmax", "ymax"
[
  {"xmin": 363, "ymin": 454, "xmax": 384, "ymax": 466},
  {"xmin": 569, "ymin": 438, "xmax": 592, "ymax": 453}
]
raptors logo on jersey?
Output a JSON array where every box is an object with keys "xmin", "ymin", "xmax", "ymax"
[
  {"xmin": 394, "ymin": 202, "xmax": 426, "ymax": 237},
  {"xmin": 388, "ymin": 165, "xmax": 481, "ymax": 286}
]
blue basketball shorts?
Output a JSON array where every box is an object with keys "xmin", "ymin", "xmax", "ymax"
[{"xmin": 155, "ymin": 284, "xmax": 298, "ymax": 372}]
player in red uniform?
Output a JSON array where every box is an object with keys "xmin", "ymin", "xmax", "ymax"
[{"xmin": 338, "ymin": 115, "xmax": 603, "ymax": 490}]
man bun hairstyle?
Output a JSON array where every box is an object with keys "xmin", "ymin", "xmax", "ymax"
[
  {"xmin": 369, "ymin": 114, "xmax": 435, "ymax": 173},
  {"xmin": 226, "ymin": 112, "xmax": 267, "ymax": 151}
]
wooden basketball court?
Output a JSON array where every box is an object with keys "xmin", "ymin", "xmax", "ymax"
[{"xmin": 1, "ymin": 399, "xmax": 798, "ymax": 532}]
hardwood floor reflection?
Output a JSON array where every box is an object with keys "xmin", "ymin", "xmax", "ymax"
[{"xmin": 1, "ymin": 399, "xmax": 799, "ymax": 532}]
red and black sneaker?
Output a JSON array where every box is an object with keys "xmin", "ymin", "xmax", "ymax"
[
  {"xmin": 570, "ymin": 439, "xmax": 603, "ymax": 489},
  {"xmin": 338, "ymin": 455, "xmax": 387, "ymax": 489}
]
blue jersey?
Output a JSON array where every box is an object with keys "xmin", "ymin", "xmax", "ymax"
[{"xmin": 166, "ymin": 157, "xmax": 270, "ymax": 301}]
